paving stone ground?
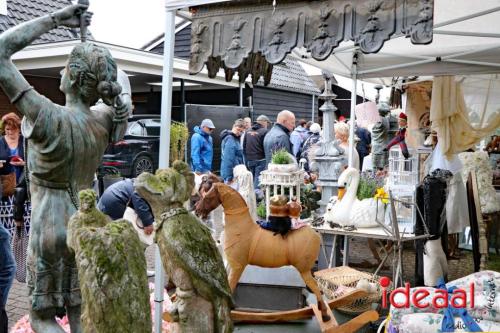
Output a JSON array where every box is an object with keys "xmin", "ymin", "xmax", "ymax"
[{"xmin": 5, "ymin": 238, "xmax": 477, "ymax": 331}]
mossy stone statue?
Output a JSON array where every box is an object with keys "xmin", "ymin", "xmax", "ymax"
[
  {"xmin": 135, "ymin": 161, "xmax": 233, "ymax": 333},
  {"xmin": 67, "ymin": 190, "xmax": 152, "ymax": 333}
]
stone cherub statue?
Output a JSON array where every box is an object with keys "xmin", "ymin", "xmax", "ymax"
[
  {"xmin": 135, "ymin": 161, "xmax": 233, "ymax": 333},
  {"xmin": 0, "ymin": 3, "xmax": 130, "ymax": 332},
  {"xmin": 67, "ymin": 190, "xmax": 152, "ymax": 333}
]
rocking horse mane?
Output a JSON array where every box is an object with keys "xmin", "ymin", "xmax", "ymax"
[{"xmin": 195, "ymin": 181, "xmax": 247, "ymax": 218}]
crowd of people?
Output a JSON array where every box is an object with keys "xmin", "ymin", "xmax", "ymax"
[
  {"xmin": 189, "ymin": 106, "xmax": 424, "ymax": 219},
  {"xmin": 190, "ymin": 110, "xmax": 325, "ymax": 198}
]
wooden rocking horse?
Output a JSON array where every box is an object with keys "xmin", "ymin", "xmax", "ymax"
[{"xmin": 195, "ymin": 182, "xmax": 379, "ymax": 332}]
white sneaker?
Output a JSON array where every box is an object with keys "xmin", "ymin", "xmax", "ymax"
[{"xmin": 147, "ymin": 270, "xmax": 155, "ymax": 277}]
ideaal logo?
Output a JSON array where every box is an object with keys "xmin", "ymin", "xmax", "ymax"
[{"xmin": 379, "ymin": 277, "xmax": 475, "ymax": 309}]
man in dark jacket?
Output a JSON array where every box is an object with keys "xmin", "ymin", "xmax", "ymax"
[
  {"xmin": 97, "ymin": 178, "xmax": 154, "ymax": 235},
  {"xmin": 220, "ymin": 119, "xmax": 246, "ymax": 184},
  {"xmin": 243, "ymin": 115, "xmax": 271, "ymax": 190},
  {"xmin": 190, "ymin": 119, "xmax": 215, "ymax": 174},
  {"xmin": 355, "ymin": 123, "xmax": 371, "ymax": 170},
  {"xmin": 263, "ymin": 110, "xmax": 296, "ymax": 164}
]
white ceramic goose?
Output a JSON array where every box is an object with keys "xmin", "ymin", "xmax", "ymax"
[{"xmin": 328, "ymin": 167, "xmax": 385, "ymax": 228}]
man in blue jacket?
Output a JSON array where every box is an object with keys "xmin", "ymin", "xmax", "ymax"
[
  {"xmin": 220, "ymin": 119, "xmax": 246, "ymax": 184},
  {"xmin": 190, "ymin": 119, "xmax": 215, "ymax": 175},
  {"xmin": 263, "ymin": 110, "xmax": 296, "ymax": 164}
]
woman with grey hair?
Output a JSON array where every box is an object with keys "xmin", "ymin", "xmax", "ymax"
[
  {"xmin": 335, "ymin": 121, "xmax": 360, "ymax": 170},
  {"xmin": 0, "ymin": 4, "xmax": 130, "ymax": 332}
]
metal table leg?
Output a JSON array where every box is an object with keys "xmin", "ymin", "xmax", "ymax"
[
  {"xmin": 343, "ymin": 236, "xmax": 349, "ymax": 266},
  {"xmin": 329, "ymin": 235, "xmax": 338, "ymax": 268},
  {"xmin": 374, "ymin": 239, "xmax": 389, "ymax": 276}
]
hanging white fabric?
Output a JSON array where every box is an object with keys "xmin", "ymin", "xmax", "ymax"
[{"xmin": 430, "ymin": 76, "xmax": 500, "ymax": 159}]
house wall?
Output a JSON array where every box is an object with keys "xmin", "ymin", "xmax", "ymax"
[
  {"xmin": 132, "ymin": 88, "xmax": 244, "ymax": 121},
  {"xmin": 252, "ymin": 86, "xmax": 315, "ymax": 122},
  {"xmin": 0, "ymin": 76, "xmax": 64, "ymax": 118},
  {"xmin": 328, "ymin": 85, "xmax": 366, "ymax": 119}
]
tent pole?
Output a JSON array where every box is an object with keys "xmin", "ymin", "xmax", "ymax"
[
  {"xmin": 434, "ymin": 6, "xmax": 500, "ymax": 29},
  {"xmin": 358, "ymin": 58, "xmax": 436, "ymax": 75},
  {"xmin": 348, "ymin": 54, "xmax": 358, "ymax": 168},
  {"xmin": 155, "ymin": 4, "xmax": 176, "ymax": 333},
  {"xmin": 440, "ymin": 44, "xmax": 500, "ymax": 60},
  {"xmin": 443, "ymin": 58, "xmax": 500, "ymax": 68},
  {"xmin": 239, "ymin": 81, "xmax": 243, "ymax": 107},
  {"xmin": 434, "ymin": 30, "xmax": 500, "ymax": 39},
  {"xmin": 360, "ymin": 42, "xmax": 500, "ymax": 76},
  {"xmin": 311, "ymin": 94, "xmax": 315, "ymax": 122}
]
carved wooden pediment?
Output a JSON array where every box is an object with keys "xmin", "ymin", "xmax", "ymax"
[{"xmin": 189, "ymin": 0, "xmax": 434, "ymax": 84}]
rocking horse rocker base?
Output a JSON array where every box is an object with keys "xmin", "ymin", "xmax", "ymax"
[
  {"xmin": 231, "ymin": 289, "xmax": 378, "ymax": 332},
  {"xmin": 163, "ymin": 284, "xmax": 379, "ymax": 332},
  {"xmin": 194, "ymin": 182, "xmax": 379, "ymax": 332}
]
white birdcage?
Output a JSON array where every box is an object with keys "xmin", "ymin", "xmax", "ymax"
[
  {"xmin": 259, "ymin": 168, "xmax": 304, "ymax": 219},
  {"xmin": 387, "ymin": 147, "xmax": 419, "ymax": 190},
  {"xmin": 386, "ymin": 146, "xmax": 432, "ymax": 233}
]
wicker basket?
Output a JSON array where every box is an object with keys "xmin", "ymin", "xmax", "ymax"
[{"xmin": 314, "ymin": 266, "xmax": 391, "ymax": 314}]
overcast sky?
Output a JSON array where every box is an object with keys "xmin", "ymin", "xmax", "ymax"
[{"xmin": 88, "ymin": 0, "xmax": 166, "ymax": 49}]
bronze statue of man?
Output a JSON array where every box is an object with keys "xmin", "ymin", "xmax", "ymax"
[{"xmin": 0, "ymin": 4, "xmax": 129, "ymax": 332}]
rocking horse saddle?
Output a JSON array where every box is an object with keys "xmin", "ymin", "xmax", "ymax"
[
  {"xmin": 257, "ymin": 216, "xmax": 292, "ymax": 236},
  {"xmin": 257, "ymin": 195, "xmax": 302, "ymax": 236}
]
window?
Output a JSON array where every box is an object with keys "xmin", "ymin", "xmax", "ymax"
[
  {"xmin": 143, "ymin": 119, "xmax": 161, "ymax": 137},
  {"xmin": 127, "ymin": 121, "xmax": 145, "ymax": 136}
]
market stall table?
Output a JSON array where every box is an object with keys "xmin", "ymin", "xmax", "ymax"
[{"xmin": 314, "ymin": 224, "xmax": 429, "ymax": 287}]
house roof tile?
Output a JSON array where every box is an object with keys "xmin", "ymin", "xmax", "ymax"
[
  {"xmin": 0, "ymin": 0, "xmax": 92, "ymax": 43},
  {"xmin": 256, "ymin": 56, "xmax": 320, "ymax": 96},
  {"xmin": 144, "ymin": 23, "xmax": 320, "ymax": 96}
]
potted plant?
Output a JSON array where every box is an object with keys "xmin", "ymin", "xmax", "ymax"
[
  {"xmin": 268, "ymin": 149, "xmax": 298, "ymax": 173},
  {"xmin": 300, "ymin": 187, "xmax": 321, "ymax": 219},
  {"xmin": 170, "ymin": 121, "xmax": 189, "ymax": 164}
]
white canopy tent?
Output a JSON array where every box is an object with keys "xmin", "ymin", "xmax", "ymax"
[
  {"xmin": 294, "ymin": 0, "xmax": 500, "ymax": 84},
  {"xmin": 155, "ymin": 1, "xmax": 500, "ymax": 331}
]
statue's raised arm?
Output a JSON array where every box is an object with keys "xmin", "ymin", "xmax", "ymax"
[{"xmin": 0, "ymin": 4, "xmax": 92, "ymax": 121}]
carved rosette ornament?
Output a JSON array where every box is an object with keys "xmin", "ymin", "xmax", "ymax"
[
  {"xmin": 190, "ymin": 0, "xmax": 434, "ymax": 84},
  {"xmin": 223, "ymin": 17, "xmax": 248, "ymax": 68},
  {"xmin": 307, "ymin": 4, "xmax": 341, "ymax": 60},
  {"xmin": 263, "ymin": 13, "xmax": 295, "ymax": 64},
  {"xmin": 410, "ymin": 0, "xmax": 434, "ymax": 44},
  {"xmin": 189, "ymin": 21, "xmax": 210, "ymax": 74},
  {"xmin": 356, "ymin": 0, "xmax": 396, "ymax": 54}
]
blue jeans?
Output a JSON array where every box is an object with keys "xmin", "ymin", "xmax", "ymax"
[
  {"xmin": 246, "ymin": 159, "xmax": 267, "ymax": 190},
  {"xmin": 0, "ymin": 224, "xmax": 15, "ymax": 307}
]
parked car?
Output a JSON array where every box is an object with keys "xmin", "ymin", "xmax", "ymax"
[{"xmin": 99, "ymin": 115, "xmax": 160, "ymax": 178}]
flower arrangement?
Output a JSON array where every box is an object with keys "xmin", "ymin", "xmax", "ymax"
[
  {"xmin": 271, "ymin": 149, "xmax": 294, "ymax": 165},
  {"xmin": 356, "ymin": 171, "xmax": 385, "ymax": 200},
  {"xmin": 374, "ymin": 187, "xmax": 389, "ymax": 204}
]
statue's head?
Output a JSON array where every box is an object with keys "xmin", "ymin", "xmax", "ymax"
[
  {"xmin": 61, "ymin": 42, "xmax": 122, "ymax": 106},
  {"xmin": 135, "ymin": 161, "xmax": 195, "ymax": 218},
  {"xmin": 79, "ymin": 189, "xmax": 97, "ymax": 212},
  {"xmin": 377, "ymin": 101, "xmax": 390, "ymax": 117}
]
